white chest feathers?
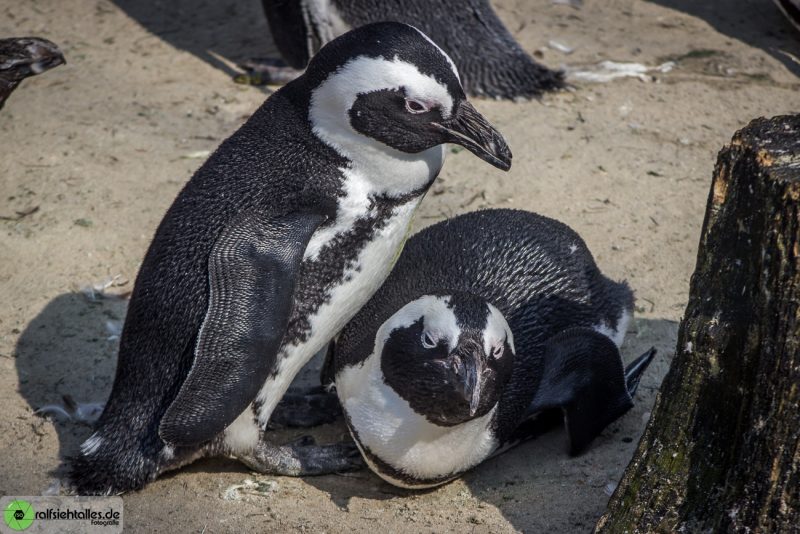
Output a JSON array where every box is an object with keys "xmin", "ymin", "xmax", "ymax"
[
  {"xmin": 252, "ymin": 177, "xmax": 423, "ymax": 426},
  {"xmin": 337, "ymin": 352, "xmax": 499, "ymax": 488},
  {"xmin": 300, "ymin": 187, "xmax": 422, "ymax": 351},
  {"xmin": 301, "ymin": 168, "xmax": 425, "ymax": 340}
]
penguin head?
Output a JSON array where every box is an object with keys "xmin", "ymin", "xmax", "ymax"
[
  {"xmin": 302, "ymin": 22, "xmax": 512, "ymax": 173},
  {"xmin": 379, "ymin": 293, "xmax": 515, "ymax": 426},
  {"xmin": 0, "ymin": 37, "xmax": 64, "ymax": 83}
]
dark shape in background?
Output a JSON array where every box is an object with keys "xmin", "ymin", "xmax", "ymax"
[
  {"xmin": 258, "ymin": 0, "xmax": 564, "ymax": 98},
  {"xmin": 109, "ymin": 0, "xmax": 563, "ymax": 99},
  {"xmin": 108, "ymin": 0, "xmax": 800, "ymax": 91},
  {"xmin": 647, "ymin": 0, "xmax": 800, "ymax": 78},
  {"xmin": 0, "ymin": 37, "xmax": 65, "ymax": 110},
  {"xmin": 109, "ymin": 0, "xmax": 275, "ymax": 79}
]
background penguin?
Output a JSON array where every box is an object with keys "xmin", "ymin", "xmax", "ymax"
[
  {"xmin": 0, "ymin": 37, "xmax": 64, "ymax": 111},
  {"xmin": 245, "ymin": 0, "xmax": 564, "ymax": 99},
  {"xmin": 68, "ymin": 22, "xmax": 511, "ymax": 495},
  {"xmin": 328, "ymin": 209, "xmax": 656, "ymax": 488},
  {"xmin": 774, "ymin": 0, "xmax": 800, "ymax": 33}
]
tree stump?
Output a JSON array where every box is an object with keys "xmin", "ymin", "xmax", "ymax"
[{"xmin": 596, "ymin": 115, "xmax": 800, "ymax": 533}]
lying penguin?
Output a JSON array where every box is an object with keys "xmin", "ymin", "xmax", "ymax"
[
  {"xmin": 327, "ymin": 209, "xmax": 655, "ymax": 488},
  {"xmin": 0, "ymin": 37, "xmax": 64, "ymax": 111},
  {"xmin": 246, "ymin": 0, "xmax": 564, "ymax": 99},
  {"xmin": 69, "ymin": 22, "xmax": 511, "ymax": 495}
]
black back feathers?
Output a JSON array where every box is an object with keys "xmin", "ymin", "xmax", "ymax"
[{"xmin": 261, "ymin": 0, "xmax": 564, "ymax": 98}]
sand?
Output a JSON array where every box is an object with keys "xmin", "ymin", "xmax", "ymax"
[{"xmin": 1, "ymin": 0, "xmax": 799, "ymax": 531}]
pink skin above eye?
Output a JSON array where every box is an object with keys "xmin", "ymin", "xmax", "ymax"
[
  {"xmin": 421, "ymin": 331, "xmax": 438, "ymax": 348},
  {"xmin": 493, "ymin": 345, "xmax": 504, "ymax": 358},
  {"xmin": 405, "ymin": 99, "xmax": 433, "ymax": 114}
]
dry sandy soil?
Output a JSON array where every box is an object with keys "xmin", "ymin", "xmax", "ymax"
[{"xmin": 1, "ymin": 0, "xmax": 799, "ymax": 532}]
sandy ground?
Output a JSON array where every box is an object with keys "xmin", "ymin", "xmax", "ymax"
[{"xmin": 1, "ymin": 0, "xmax": 799, "ymax": 532}]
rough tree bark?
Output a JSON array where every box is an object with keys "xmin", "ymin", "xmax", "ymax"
[{"xmin": 595, "ymin": 115, "xmax": 800, "ymax": 533}]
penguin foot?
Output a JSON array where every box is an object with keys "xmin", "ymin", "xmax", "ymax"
[
  {"xmin": 237, "ymin": 435, "xmax": 363, "ymax": 476},
  {"xmin": 235, "ymin": 58, "xmax": 303, "ymax": 86},
  {"xmin": 268, "ymin": 386, "xmax": 343, "ymax": 429}
]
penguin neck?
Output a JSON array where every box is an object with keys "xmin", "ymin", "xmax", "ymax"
[
  {"xmin": 307, "ymin": 74, "xmax": 446, "ymax": 199},
  {"xmin": 314, "ymin": 123, "xmax": 445, "ymax": 198},
  {"xmin": 302, "ymin": 119, "xmax": 442, "ymax": 262},
  {"xmin": 336, "ymin": 348, "xmax": 498, "ymax": 486}
]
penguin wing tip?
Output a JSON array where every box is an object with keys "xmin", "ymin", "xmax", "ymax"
[
  {"xmin": 158, "ymin": 414, "xmax": 213, "ymax": 448},
  {"xmin": 157, "ymin": 420, "xmax": 186, "ymax": 447}
]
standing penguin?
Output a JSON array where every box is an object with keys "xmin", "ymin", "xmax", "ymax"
[
  {"xmin": 0, "ymin": 37, "xmax": 64, "ymax": 111},
  {"xmin": 246, "ymin": 0, "xmax": 564, "ymax": 99},
  {"xmin": 68, "ymin": 22, "xmax": 511, "ymax": 495},
  {"xmin": 330, "ymin": 209, "xmax": 655, "ymax": 488}
]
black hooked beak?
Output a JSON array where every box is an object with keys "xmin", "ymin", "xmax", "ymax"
[
  {"xmin": 434, "ymin": 101, "xmax": 512, "ymax": 171},
  {"xmin": 454, "ymin": 350, "xmax": 483, "ymax": 417}
]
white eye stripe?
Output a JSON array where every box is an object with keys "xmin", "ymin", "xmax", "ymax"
[
  {"xmin": 377, "ymin": 295, "xmax": 461, "ymax": 352},
  {"xmin": 408, "ymin": 25, "xmax": 461, "ymax": 83},
  {"xmin": 483, "ymin": 303, "xmax": 515, "ymax": 356},
  {"xmin": 311, "ymin": 56, "xmax": 453, "ymax": 126}
]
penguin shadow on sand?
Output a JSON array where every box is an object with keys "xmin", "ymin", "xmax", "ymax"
[
  {"xmin": 13, "ymin": 291, "xmax": 350, "ymax": 482},
  {"xmin": 14, "ymin": 291, "xmax": 127, "ymax": 478},
  {"xmin": 108, "ymin": 0, "xmax": 272, "ymax": 79},
  {"xmin": 302, "ymin": 317, "xmax": 678, "ymax": 531},
  {"xmin": 646, "ymin": 0, "xmax": 800, "ymax": 78}
]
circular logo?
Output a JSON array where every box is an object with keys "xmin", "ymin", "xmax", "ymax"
[{"xmin": 3, "ymin": 500, "xmax": 34, "ymax": 531}]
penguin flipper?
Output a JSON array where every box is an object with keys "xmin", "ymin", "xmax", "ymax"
[
  {"xmin": 159, "ymin": 210, "xmax": 326, "ymax": 446},
  {"xmin": 524, "ymin": 328, "xmax": 655, "ymax": 455}
]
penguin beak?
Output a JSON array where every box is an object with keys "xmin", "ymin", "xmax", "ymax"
[
  {"xmin": 12, "ymin": 56, "xmax": 64, "ymax": 82},
  {"xmin": 454, "ymin": 351, "xmax": 483, "ymax": 417},
  {"xmin": 23, "ymin": 41, "xmax": 66, "ymax": 76},
  {"xmin": 434, "ymin": 101, "xmax": 512, "ymax": 171},
  {"xmin": 29, "ymin": 54, "xmax": 65, "ymax": 75}
]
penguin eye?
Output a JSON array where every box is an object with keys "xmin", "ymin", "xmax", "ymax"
[
  {"xmin": 491, "ymin": 344, "xmax": 504, "ymax": 359},
  {"xmin": 421, "ymin": 332, "xmax": 437, "ymax": 349},
  {"xmin": 405, "ymin": 99, "xmax": 429, "ymax": 114}
]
